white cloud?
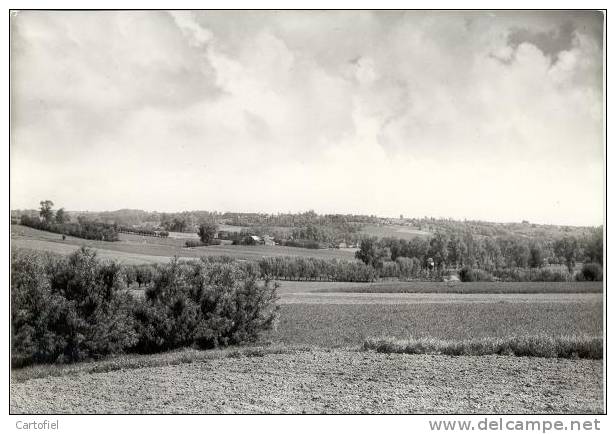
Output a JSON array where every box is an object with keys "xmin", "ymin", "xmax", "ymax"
[
  {"xmin": 169, "ymin": 11, "xmax": 213, "ymax": 47},
  {"xmin": 10, "ymin": 11, "xmax": 604, "ymax": 226}
]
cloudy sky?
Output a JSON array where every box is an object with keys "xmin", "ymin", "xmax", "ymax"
[{"xmin": 10, "ymin": 10, "xmax": 604, "ymax": 225}]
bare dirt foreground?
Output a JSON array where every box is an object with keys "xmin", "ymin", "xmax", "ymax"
[{"xmin": 11, "ymin": 349, "xmax": 603, "ymax": 414}]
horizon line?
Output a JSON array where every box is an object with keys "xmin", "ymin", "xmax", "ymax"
[{"xmin": 10, "ymin": 206, "xmax": 603, "ymax": 229}]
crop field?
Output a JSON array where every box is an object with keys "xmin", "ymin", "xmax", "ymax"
[
  {"xmin": 267, "ymin": 298, "xmax": 602, "ymax": 347},
  {"xmin": 11, "ymin": 224, "xmax": 355, "ymax": 262},
  {"xmin": 11, "ymin": 348, "xmax": 602, "ymax": 414}
]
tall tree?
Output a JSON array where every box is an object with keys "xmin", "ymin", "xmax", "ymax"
[
  {"xmin": 39, "ymin": 200, "xmax": 54, "ymax": 223},
  {"xmin": 55, "ymin": 207, "xmax": 67, "ymax": 224},
  {"xmin": 554, "ymin": 236, "xmax": 579, "ymax": 273},
  {"xmin": 428, "ymin": 233, "xmax": 449, "ymax": 269},
  {"xmin": 447, "ymin": 235, "xmax": 467, "ymax": 268},
  {"xmin": 584, "ymin": 227, "xmax": 603, "ymax": 265},
  {"xmin": 355, "ymin": 237, "xmax": 389, "ymax": 269},
  {"xmin": 198, "ymin": 223, "xmax": 218, "ymax": 245},
  {"xmin": 528, "ymin": 242, "xmax": 545, "ymax": 268}
]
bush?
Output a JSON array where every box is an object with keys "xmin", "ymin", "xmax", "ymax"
[
  {"xmin": 577, "ymin": 263, "xmax": 603, "ymax": 282},
  {"xmin": 11, "ymin": 248, "xmax": 137, "ymax": 366},
  {"xmin": 458, "ymin": 266, "xmax": 493, "ymax": 282},
  {"xmin": 283, "ymin": 239, "xmax": 322, "ymax": 249},
  {"xmin": 133, "ymin": 259, "xmax": 279, "ymax": 353},
  {"xmin": 123, "ymin": 264, "xmax": 156, "ymax": 288}
]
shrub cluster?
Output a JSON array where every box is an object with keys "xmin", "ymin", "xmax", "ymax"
[
  {"xmin": 133, "ymin": 260, "xmax": 278, "ymax": 353},
  {"xmin": 11, "ymin": 249, "xmax": 136, "ymax": 366},
  {"xmin": 11, "ymin": 248, "xmax": 280, "ymax": 366},
  {"xmin": 20, "ymin": 215, "xmax": 119, "ymax": 241},
  {"xmin": 123, "ymin": 264, "xmax": 156, "ymax": 288},
  {"xmin": 458, "ymin": 266, "xmax": 494, "ymax": 282},
  {"xmin": 576, "ymin": 263, "xmax": 603, "ymax": 282}
]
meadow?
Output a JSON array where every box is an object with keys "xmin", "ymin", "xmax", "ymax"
[
  {"xmin": 359, "ymin": 224, "xmax": 432, "ymax": 239},
  {"xmin": 11, "ymin": 224, "xmax": 356, "ymax": 262}
]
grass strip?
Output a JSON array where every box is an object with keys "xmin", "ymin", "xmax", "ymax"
[
  {"xmin": 11, "ymin": 345, "xmax": 315, "ymax": 383},
  {"xmin": 363, "ymin": 335, "xmax": 603, "ymax": 359}
]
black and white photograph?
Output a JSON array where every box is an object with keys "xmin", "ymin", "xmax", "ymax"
[{"xmin": 7, "ymin": 6, "xmax": 607, "ymax": 422}]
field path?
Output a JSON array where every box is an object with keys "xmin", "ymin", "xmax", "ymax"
[{"xmin": 11, "ymin": 350, "xmax": 603, "ymax": 414}]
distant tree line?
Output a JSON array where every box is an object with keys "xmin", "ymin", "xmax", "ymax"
[
  {"xmin": 354, "ymin": 229, "xmax": 603, "ymax": 282},
  {"xmin": 11, "ymin": 207, "xmax": 599, "ymax": 242},
  {"xmin": 223, "ymin": 210, "xmax": 379, "ymax": 227},
  {"xmin": 20, "ymin": 201, "xmax": 120, "ymax": 242},
  {"xmin": 290, "ymin": 223, "xmax": 362, "ymax": 246}
]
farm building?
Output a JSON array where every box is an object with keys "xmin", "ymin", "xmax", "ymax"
[
  {"xmin": 244, "ymin": 235, "xmax": 264, "ymax": 245},
  {"xmin": 443, "ymin": 274, "xmax": 460, "ymax": 283}
]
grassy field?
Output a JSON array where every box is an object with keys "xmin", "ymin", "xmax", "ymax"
[{"xmin": 11, "ymin": 224, "xmax": 356, "ymax": 262}]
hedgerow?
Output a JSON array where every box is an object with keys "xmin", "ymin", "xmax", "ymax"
[{"xmin": 20, "ymin": 215, "xmax": 119, "ymax": 241}]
